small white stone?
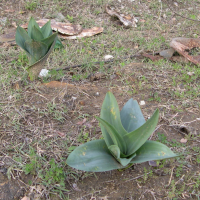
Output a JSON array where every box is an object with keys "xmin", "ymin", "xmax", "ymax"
[
  {"xmin": 39, "ymin": 69, "xmax": 50, "ymax": 77},
  {"xmin": 174, "ymin": 2, "xmax": 178, "ymax": 7},
  {"xmin": 187, "ymin": 72, "xmax": 194, "ymax": 76},
  {"xmin": 139, "ymin": 100, "xmax": 145, "ymax": 105},
  {"xmin": 72, "ymin": 96, "xmax": 77, "ymax": 100},
  {"xmin": 104, "ymin": 55, "xmax": 114, "ymax": 61}
]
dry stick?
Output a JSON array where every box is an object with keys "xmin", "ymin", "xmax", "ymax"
[
  {"xmin": 55, "ymin": 54, "xmax": 143, "ymax": 71},
  {"xmin": 125, "ymin": 172, "xmax": 151, "ymax": 182},
  {"xmin": 167, "ymin": 166, "xmax": 175, "ymax": 187}
]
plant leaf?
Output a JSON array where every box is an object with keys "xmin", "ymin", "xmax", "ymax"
[
  {"xmin": 41, "ymin": 20, "xmax": 52, "ymax": 38},
  {"xmin": 95, "ymin": 117, "xmax": 125, "ymax": 152},
  {"xmin": 66, "ymin": 139, "xmax": 124, "ymax": 172},
  {"xmin": 24, "ymin": 40, "xmax": 48, "ymax": 65},
  {"xmin": 41, "ymin": 32, "xmax": 58, "ymax": 49},
  {"xmin": 123, "ymin": 109, "xmax": 159, "ymax": 156},
  {"xmin": 100, "ymin": 92, "xmax": 127, "ymax": 149},
  {"xmin": 96, "ymin": 117, "xmax": 126, "ymax": 154},
  {"xmin": 27, "ymin": 36, "xmax": 57, "ymax": 80},
  {"xmin": 130, "ymin": 140, "xmax": 178, "ymax": 163},
  {"xmin": 120, "ymin": 98, "xmax": 146, "ymax": 132},
  {"xmin": 31, "ymin": 26, "xmax": 44, "ymax": 41},
  {"xmin": 15, "ymin": 26, "xmax": 31, "ymax": 52},
  {"xmin": 54, "ymin": 38, "xmax": 64, "ymax": 49},
  {"xmin": 28, "ymin": 17, "xmax": 41, "ymax": 38},
  {"xmin": 108, "ymin": 145, "xmax": 136, "ymax": 166}
]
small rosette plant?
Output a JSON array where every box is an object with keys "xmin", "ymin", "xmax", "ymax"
[
  {"xmin": 67, "ymin": 92, "xmax": 178, "ymax": 172},
  {"xmin": 15, "ymin": 17, "xmax": 58, "ymax": 80}
]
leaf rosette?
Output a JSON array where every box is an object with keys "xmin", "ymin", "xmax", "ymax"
[
  {"xmin": 67, "ymin": 92, "xmax": 178, "ymax": 172},
  {"xmin": 15, "ymin": 17, "xmax": 58, "ymax": 80}
]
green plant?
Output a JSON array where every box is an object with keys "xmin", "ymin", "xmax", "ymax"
[
  {"xmin": 25, "ymin": 1, "xmax": 38, "ymax": 10},
  {"xmin": 15, "ymin": 17, "xmax": 58, "ymax": 80},
  {"xmin": 67, "ymin": 92, "xmax": 178, "ymax": 172},
  {"xmin": 39, "ymin": 159, "xmax": 66, "ymax": 187},
  {"xmin": 23, "ymin": 147, "xmax": 40, "ymax": 175}
]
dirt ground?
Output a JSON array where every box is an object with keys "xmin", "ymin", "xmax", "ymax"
[{"xmin": 0, "ymin": 0, "xmax": 200, "ymax": 199}]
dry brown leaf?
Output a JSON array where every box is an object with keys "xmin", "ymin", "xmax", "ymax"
[
  {"xmin": 21, "ymin": 19, "xmax": 82, "ymax": 35},
  {"xmin": 56, "ymin": 131, "xmax": 66, "ymax": 138},
  {"xmin": 0, "ymin": 29, "xmax": 16, "ymax": 43},
  {"xmin": 105, "ymin": 5, "xmax": 138, "ymax": 28},
  {"xmin": 76, "ymin": 118, "xmax": 87, "ymax": 125},
  {"xmin": 170, "ymin": 37, "xmax": 200, "ymax": 65},
  {"xmin": 60, "ymin": 27, "xmax": 103, "ymax": 39},
  {"xmin": 142, "ymin": 53, "xmax": 163, "ymax": 61}
]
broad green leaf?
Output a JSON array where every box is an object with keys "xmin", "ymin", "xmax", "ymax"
[
  {"xmin": 66, "ymin": 139, "xmax": 124, "ymax": 172},
  {"xmin": 54, "ymin": 38, "xmax": 64, "ymax": 49},
  {"xmin": 130, "ymin": 140, "xmax": 178, "ymax": 163},
  {"xmin": 120, "ymin": 98, "xmax": 146, "ymax": 132},
  {"xmin": 28, "ymin": 17, "xmax": 40, "ymax": 38},
  {"xmin": 41, "ymin": 20, "xmax": 52, "ymax": 38},
  {"xmin": 31, "ymin": 26, "xmax": 44, "ymax": 41},
  {"xmin": 24, "ymin": 40, "xmax": 48, "ymax": 65},
  {"xmin": 15, "ymin": 26, "xmax": 31, "ymax": 53},
  {"xmin": 100, "ymin": 92, "xmax": 127, "ymax": 148},
  {"xmin": 108, "ymin": 145, "xmax": 136, "ymax": 166},
  {"xmin": 41, "ymin": 32, "xmax": 58, "ymax": 49},
  {"xmin": 123, "ymin": 109, "xmax": 159, "ymax": 156},
  {"xmin": 96, "ymin": 117, "xmax": 126, "ymax": 154},
  {"xmin": 108, "ymin": 145, "xmax": 120, "ymax": 158},
  {"xmin": 27, "ymin": 37, "xmax": 57, "ymax": 80}
]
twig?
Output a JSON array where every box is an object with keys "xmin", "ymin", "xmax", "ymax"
[
  {"xmin": 166, "ymin": 166, "xmax": 175, "ymax": 187},
  {"xmin": 125, "ymin": 172, "xmax": 151, "ymax": 182}
]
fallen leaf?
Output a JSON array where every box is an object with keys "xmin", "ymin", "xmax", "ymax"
[
  {"xmin": 57, "ymin": 131, "xmax": 66, "ymax": 137},
  {"xmin": 106, "ymin": 5, "xmax": 138, "ymax": 28},
  {"xmin": 142, "ymin": 53, "xmax": 163, "ymax": 61},
  {"xmin": 180, "ymin": 138, "xmax": 187, "ymax": 143},
  {"xmin": 76, "ymin": 118, "xmax": 87, "ymax": 125},
  {"xmin": 60, "ymin": 27, "xmax": 103, "ymax": 39},
  {"xmin": 170, "ymin": 37, "xmax": 200, "ymax": 65},
  {"xmin": 21, "ymin": 19, "xmax": 83, "ymax": 35},
  {"xmin": 0, "ymin": 29, "xmax": 16, "ymax": 43}
]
